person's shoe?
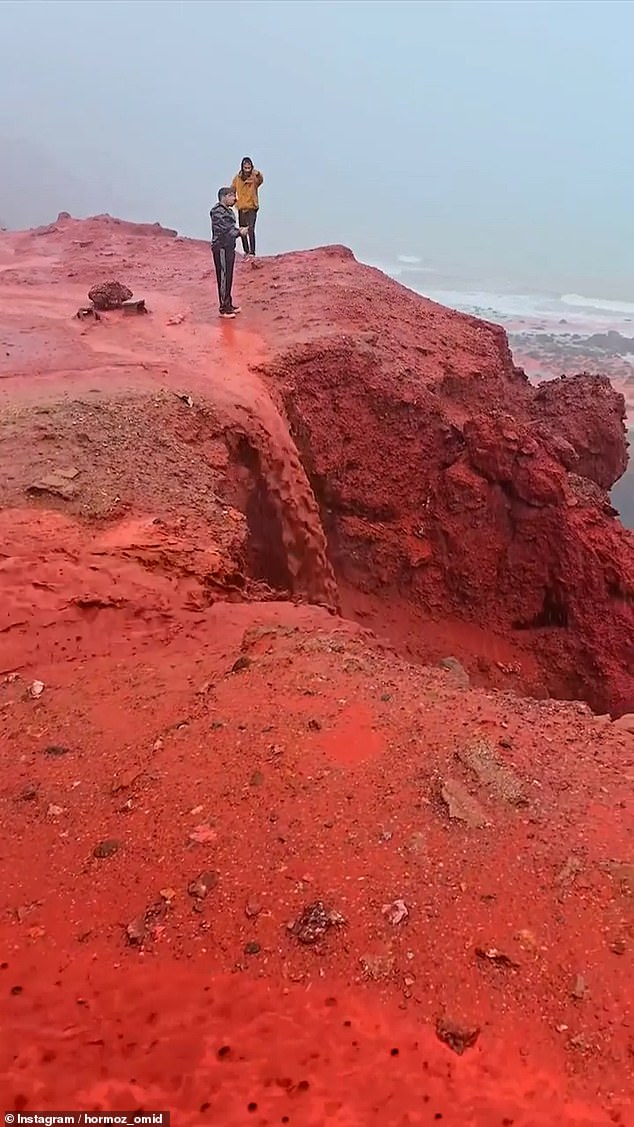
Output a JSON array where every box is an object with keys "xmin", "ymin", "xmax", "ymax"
[
  {"xmin": 229, "ymin": 305, "xmax": 241, "ymax": 314},
  {"xmin": 219, "ymin": 310, "xmax": 236, "ymax": 319}
]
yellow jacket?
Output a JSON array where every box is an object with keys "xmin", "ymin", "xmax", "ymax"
[{"xmin": 232, "ymin": 169, "xmax": 264, "ymax": 211}]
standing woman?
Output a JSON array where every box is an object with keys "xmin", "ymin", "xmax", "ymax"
[{"xmin": 232, "ymin": 157, "xmax": 264, "ymax": 257}]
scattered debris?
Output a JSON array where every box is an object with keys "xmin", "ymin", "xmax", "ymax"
[
  {"xmin": 245, "ymin": 898, "xmax": 262, "ymax": 919},
  {"xmin": 406, "ymin": 831, "xmax": 427, "ymax": 855},
  {"xmin": 359, "ymin": 953, "xmax": 396, "ymax": 981},
  {"xmin": 475, "ymin": 946, "xmax": 519, "ymax": 969},
  {"xmin": 307, "ymin": 718, "xmax": 322, "ymax": 731},
  {"xmin": 600, "ymin": 859, "xmax": 634, "ymax": 894},
  {"xmin": 439, "ymin": 657, "xmax": 470, "ymax": 687},
  {"xmin": 290, "ymin": 901, "xmax": 344, "ymax": 945},
  {"xmin": 122, "ymin": 298, "xmax": 147, "ymax": 315},
  {"xmin": 382, "ymin": 899, "xmax": 409, "ymax": 926},
  {"xmin": 111, "ymin": 767, "xmax": 142, "ymax": 795},
  {"xmin": 18, "ymin": 783, "xmax": 39, "ymax": 802},
  {"xmin": 125, "ymin": 915, "xmax": 148, "ymax": 947},
  {"xmin": 244, "ymin": 941, "xmax": 261, "ymax": 956},
  {"xmin": 514, "ymin": 928, "xmax": 541, "ymax": 953},
  {"xmin": 72, "ymin": 594, "xmax": 125, "ymax": 612},
  {"xmin": 159, "ymin": 887, "xmax": 177, "ymax": 902},
  {"xmin": 187, "ymin": 871, "xmax": 219, "ymax": 900},
  {"xmin": 125, "ymin": 900, "xmax": 168, "ymax": 947},
  {"xmin": 46, "ymin": 804, "xmax": 65, "ymax": 818},
  {"xmin": 249, "ymin": 770, "xmax": 264, "ymax": 787},
  {"xmin": 28, "ymin": 474, "xmax": 78, "ymax": 501},
  {"xmin": 435, "ymin": 1017, "xmax": 480, "ymax": 1055},
  {"xmin": 167, "ymin": 313, "xmax": 186, "ymax": 326},
  {"xmin": 76, "ymin": 306, "xmax": 101, "ymax": 321},
  {"xmin": 88, "ymin": 281, "xmax": 133, "ymax": 310},
  {"xmin": 92, "ymin": 839, "xmax": 121, "ymax": 859},
  {"xmin": 231, "ymin": 655, "xmax": 252, "ymax": 674},
  {"xmin": 568, "ymin": 1034, "xmax": 591, "ymax": 1052},
  {"xmin": 571, "ymin": 974, "xmax": 587, "ymax": 1000},
  {"xmin": 440, "ymin": 779, "xmax": 490, "ymax": 828},
  {"xmin": 188, "ymin": 823, "xmax": 217, "ymax": 845},
  {"xmin": 15, "ymin": 903, "xmax": 39, "ymax": 924},
  {"xmin": 43, "ymin": 744, "xmax": 70, "ymax": 757},
  {"xmin": 555, "ymin": 855, "xmax": 583, "ymax": 888},
  {"xmin": 175, "ymin": 393, "xmax": 194, "ymax": 408},
  {"xmin": 609, "ymin": 938, "xmax": 626, "ymax": 956},
  {"xmin": 456, "ymin": 739, "xmax": 527, "ymax": 806},
  {"xmin": 29, "ymin": 680, "xmax": 45, "ymax": 699}
]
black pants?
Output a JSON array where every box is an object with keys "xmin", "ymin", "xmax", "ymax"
[
  {"xmin": 212, "ymin": 242, "xmax": 235, "ymax": 312},
  {"xmin": 238, "ymin": 208, "xmax": 257, "ymax": 256}
]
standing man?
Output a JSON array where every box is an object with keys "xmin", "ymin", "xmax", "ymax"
[
  {"xmin": 232, "ymin": 157, "xmax": 264, "ymax": 257},
  {"xmin": 210, "ymin": 186, "xmax": 248, "ymax": 318}
]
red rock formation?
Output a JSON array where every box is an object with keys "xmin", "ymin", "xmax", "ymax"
[
  {"xmin": 245, "ymin": 249, "xmax": 633, "ymax": 714},
  {"xmin": 531, "ymin": 372, "xmax": 629, "ymax": 488},
  {"xmin": 0, "ymin": 216, "xmax": 632, "ymax": 1126}
]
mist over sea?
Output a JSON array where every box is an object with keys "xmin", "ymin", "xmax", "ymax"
[
  {"xmin": 369, "ymin": 255, "xmax": 634, "ymax": 330},
  {"xmin": 365, "ymin": 256, "xmax": 634, "ymax": 529}
]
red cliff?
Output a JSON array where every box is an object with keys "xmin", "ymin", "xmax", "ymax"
[
  {"xmin": 0, "ymin": 216, "xmax": 632, "ymax": 1125},
  {"xmin": 245, "ymin": 247, "xmax": 633, "ymax": 715}
]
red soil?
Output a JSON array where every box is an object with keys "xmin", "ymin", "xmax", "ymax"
[{"xmin": 0, "ymin": 214, "xmax": 632, "ymax": 1125}]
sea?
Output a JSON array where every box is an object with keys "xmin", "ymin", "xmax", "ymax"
[
  {"xmin": 364, "ymin": 256, "xmax": 634, "ymax": 529},
  {"xmin": 367, "ymin": 255, "xmax": 634, "ymax": 332}
]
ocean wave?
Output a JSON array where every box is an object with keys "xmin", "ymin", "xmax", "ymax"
[
  {"xmin": 561, "ymin": 293, "xmax": 634, "ymax": 316},
  {"xmin": 367, "ymin": 258, "xmax": 436, "ymax": 277},
  {"xmin": 361, "ymin": 260, "xmax": 634, "ymax": 329}
]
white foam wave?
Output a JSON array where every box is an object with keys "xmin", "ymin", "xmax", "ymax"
[
  {"xmin": 362, "ymin": 258, "xmax": 634, "ymax": 333},
  {"xmin": 561, "ymin": 293, "xmax": 634, "ymax": 316},
  {"xmin": 366, "ymin": 258, "xmax": 436, "ymax": 278}
]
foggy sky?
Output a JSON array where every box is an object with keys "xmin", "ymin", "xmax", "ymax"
[{"xmin": 1, "ymin": 0, "xmax": 633, "ymax": 296}]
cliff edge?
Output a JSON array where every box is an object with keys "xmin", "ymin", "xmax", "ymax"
[
  {"xmin": 246, "ymin": 246, "xmax": 633, "ymax": 714},
  {"xmin": 1, "ymin": 216, "xmax": 630, "ymax": 713},
  {"xmin": 0, "ymin": 215, "xmax": 632, "ymax": 1124}
]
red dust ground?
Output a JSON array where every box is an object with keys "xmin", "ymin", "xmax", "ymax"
[{"xmin": 0, "ymin": 214, "xmax": 633, "ymax": 1125}]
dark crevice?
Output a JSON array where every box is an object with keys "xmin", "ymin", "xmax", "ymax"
[
  {"xmin": 606, "ymin": 574, "xmax": 632, "ymax": 603},
  {"xmin": 225, "ymin": 435, "xmax": 293, "ymax": 593},
  {"xmin": 512, "ymin": 585, "xmax": 569, "ymax": 630}
]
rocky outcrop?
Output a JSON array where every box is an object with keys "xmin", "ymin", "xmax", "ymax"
[
  {"xmin": 2, "ymin": 217, "xmax": 631, "ymax": 1126},
  {"xmin": 245, "ymin": 250, "xmax": 633, "ymax": 715},
  {"xmin": 1, "ymin": 218, "xmax": 631, "ymax": 713},
  {"xmin": 530, "ymin": 373, "xmax": 629, "ymax": 489}
]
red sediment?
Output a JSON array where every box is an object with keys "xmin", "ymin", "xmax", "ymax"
[{"xmin": 0, "ymin": 217, "xmax": 632, "ymax": 1125}]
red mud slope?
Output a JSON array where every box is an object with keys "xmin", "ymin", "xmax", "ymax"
[{"xmin": 0, "ymin": 214, "xmax": 633, "ymax": 1125}]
